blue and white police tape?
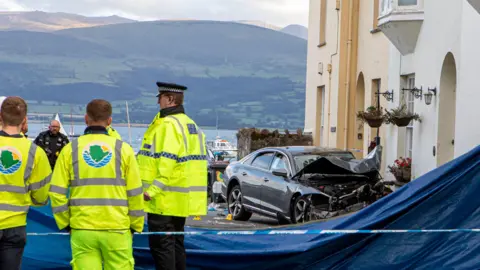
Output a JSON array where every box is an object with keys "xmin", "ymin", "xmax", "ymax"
[{"xmin": 26, "ymin": 229, "xmax": 480, "ymax": 236}]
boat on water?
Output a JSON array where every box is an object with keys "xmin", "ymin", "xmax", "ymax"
[{"xmin": 206, "ymin": 136, "xmax": 238, "ymax": 158}]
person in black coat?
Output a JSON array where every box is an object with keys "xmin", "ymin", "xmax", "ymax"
[{"xmin": 34, "ymin": 120, "xmax": 69, "ymax": 169}]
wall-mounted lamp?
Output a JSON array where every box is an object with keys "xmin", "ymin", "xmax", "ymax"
[
  {"xmin": 378, "ymin": 90, "xmax": 394, "ymax": 102},
  {"xmin": 402, "ymin": 86, "xmax": 423, "ymax": 100},
  {"xmin": 424, "ymin": 87, "xmax": 437, "ymax": 105}
]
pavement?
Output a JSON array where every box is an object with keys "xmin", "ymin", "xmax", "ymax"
[{"xmin": 185, "ymin": 203, "xmax": 281, "ymax": 230}]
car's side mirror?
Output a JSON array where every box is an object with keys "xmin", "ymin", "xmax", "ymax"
[{"xmin": 272, "ymin": 168, "xmax": 288, "ymax": 178}]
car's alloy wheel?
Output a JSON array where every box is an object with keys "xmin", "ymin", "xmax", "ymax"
[
  {"xmin": 227, "ymin": 185, "xmax": 252, "ymax": 221},
  {"xmin": 229, "ymin": 189, "xmax": 242, "ymax": 217},
  {"xmin": 293, "ymin": 197, "xmax": 311, "ymax": 223}
]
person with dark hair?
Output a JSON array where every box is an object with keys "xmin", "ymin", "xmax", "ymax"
[
  {"xmin": 0, "ymin": 96, "xmax": 52, "ymax": 269},
  {"xmin": 49, "ymin": 99, "xmax": 144, "ymax": 270},
  {"xmin": 34, "ymin": 120, "xmax": 69, "ymax": 169},
  {"xmin": 137, "ymin": 82, "xmax": 208, "ymax": 270}
]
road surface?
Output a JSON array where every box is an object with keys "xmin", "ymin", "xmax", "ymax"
[{"xmin": 185, "ymin": 203, "xmax": 280, "ymax": 230}]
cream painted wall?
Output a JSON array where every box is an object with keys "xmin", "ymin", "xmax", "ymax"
[
  {"xmin": 356, "ymin": 0, "xmax": 390, "ymax": 160},
  {"xmin": 385, "ymin": 0, "xmax": 480, "ymax": 179},
  {"xmin": 305, "ymin": 0, "xmax": 341, "ymax": 147}
]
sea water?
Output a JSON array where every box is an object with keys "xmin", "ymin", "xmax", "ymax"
[{"xmin": 26, "ymin": 123, "xmax": 237, "ymax": 152}]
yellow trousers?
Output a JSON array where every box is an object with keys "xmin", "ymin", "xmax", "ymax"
[{"xmin": 70, "ymin": 229, "xmax": 134, "ymax": 270}]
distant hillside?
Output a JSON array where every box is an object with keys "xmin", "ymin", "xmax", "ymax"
[
  {"xmin": 235, "ymin": 20, "xmax": 282, "ymax": 31},
  {"xmin": 281, "ymin": 24, "xmax": 308, "ymax": 40},
  {"xmin": 0, "ymin": 11, "xmax": 134, "ymax": 32},
  {"xmin": 0, "ymin": 20, "xmax": 307, "ymax": 129}
]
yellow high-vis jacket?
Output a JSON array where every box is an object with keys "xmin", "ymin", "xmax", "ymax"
[
  {"xmin": 137, "ymin": 113, "xmax": 208, "ymax": 217},
  {"xmin": 49, "ymin": 129, "xmax": 144, "ymax": 232},
  {"xmin": 107, "ymin": 126, "xmax": 122, "ymax": 140},
  {"xmin": 0, "ymin": 133, "xmax": 52, "ymax": 230}
]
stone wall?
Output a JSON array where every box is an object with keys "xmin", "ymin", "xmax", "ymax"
[{"xmin": 236, "ymin": 128, "xmax": 313, "ymax": 159}]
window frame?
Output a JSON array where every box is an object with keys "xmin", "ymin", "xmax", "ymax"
[
  {"xmin": 372, "ymin": 0, "xmax": 380, "ymax": 31},
  {"xmin": 250, "ymin": 151, "xmax": 275, "ymax": 171},
  {"xmin": 319, "ymin": 0, "xmax": 327, "ymax": 46},
  {"xmin": 270, "ymin": 152, "xmax": 293, "ymax": 177},
  {"xmin": 404, "ymin": 76, "xmax": 415, "ymax": 158}
]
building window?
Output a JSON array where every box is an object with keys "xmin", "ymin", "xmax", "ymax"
[
  {"xmin": 373, "ymin": 0, "xmax": 379, "ymax": 29},
  {"xmin": 398, "ymin": 0, "xmax": 417, "ymax": 6},
  {"xmin": 404, "ymin": 76, "xmax": 415, "ymax": 158},
  {"xmin": 380, "ymin": 0, "xmax": 392, "ymax": 16},
  {"xmin": 316, "ymin": 86, "xmax": 326, "ymax": 146},
  {"xmin": 372, "ymin": 79, "xmax": 381, "ymax": 109},
  {"xmin": 320, "ymin": 86, "xmax": 326, "ymax": 145},
  {"xmin": 319, "ymin": 0, "xmax": 327, "ymax": 46}
]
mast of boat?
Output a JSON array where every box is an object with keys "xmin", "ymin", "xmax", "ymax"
[
  {"xmin": 125, "ymin": 101, "xmax": 132, "ymax": 145},
  {"xmin": 215, "ymin": 109, "xmax": 219, "ymax": 138},
  {"xmin": 70, "ymin": 106, "xmax": 74, "ymax": 136}
]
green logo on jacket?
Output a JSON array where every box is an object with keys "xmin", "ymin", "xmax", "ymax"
[
  {"xmin": 0, "ymin": 147, "xmax": 22, "ymax": 174},
  {"xmin": 82, "ymin": 142, "xmax": 112, "ymax": 168}
]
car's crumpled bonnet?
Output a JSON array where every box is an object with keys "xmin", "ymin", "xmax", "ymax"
[{"xmin": 292, "ymin": 146, "xmax": 382, "ymax": 179}]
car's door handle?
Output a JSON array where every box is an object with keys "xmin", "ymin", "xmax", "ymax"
[
  {"xmin": 242, "ymin": 172, "xmax": 247, "ymax": 176},
  {"xmin": 263, "ymin": 177, "xmax": 269, "ymax": 182}
]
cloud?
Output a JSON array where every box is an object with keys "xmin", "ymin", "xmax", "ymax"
[
  {"xmin": 4, "ymin": 0, "xmax": 309, "ymax": 27},
  {"xmin": 0, "ymin": 0, "xmax": 28, "ymax": 11}
]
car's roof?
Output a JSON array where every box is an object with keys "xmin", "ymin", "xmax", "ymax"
[{"xmin": 259, "ymin": 146, "xmax": 353, "ymax": 156}]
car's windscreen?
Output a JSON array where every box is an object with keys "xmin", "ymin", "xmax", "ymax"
[{"xmin": 294, "ymin": 153, "xmax": 355, "ymax": 170}]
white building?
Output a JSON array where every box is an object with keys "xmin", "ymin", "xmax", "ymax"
[{"xmin": 380, "ymin": 0, "xmax": 480, "ymax": 179}]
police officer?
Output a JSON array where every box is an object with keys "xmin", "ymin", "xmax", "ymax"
[
  {"xmin": 107, "ymin": 125, "xmax": 122, "ymax": 140},
  {"xmin": 0, "ymin": 96, "xmax": 52, "ymax": 269},
  {"xmin": 49, "ymin": 99, "xmax": 144, "ymax": 270},
  {"xmin": 137, "ymin": 82, "xmax": 208, "ymax": 270},
  {"xmin": 34, "ymin": 120, "xmax": 69, "ymax": 169}
]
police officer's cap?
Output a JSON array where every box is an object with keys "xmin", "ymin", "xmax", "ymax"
[{"xmin": 156, "ymin": 82, "xmax": 187, "ymax": 97}]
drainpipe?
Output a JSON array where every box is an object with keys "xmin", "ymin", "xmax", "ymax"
[
  {"xmin": 327, "ymin": 4, "xmax": 340, "ymax": 147},
  {"xmin": 343, "ymin": 0, "xmax": 354, "ymax": 150}
]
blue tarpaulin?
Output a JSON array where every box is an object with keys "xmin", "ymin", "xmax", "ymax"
[{"xmin": 23, "ymin": 145, "xmax": 480, "ymax": 269}]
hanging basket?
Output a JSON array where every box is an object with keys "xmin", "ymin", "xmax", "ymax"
[
  {"xmin": 393, "ymin": 169, "xmax": 411, "ymax": 183},
  {"xmin": 392, "ymin": 116, "xmax": 413, "ymax": 127},
  {"xmin": 365, "ymin": 118, "xmax": 384, "ymax": 128}
]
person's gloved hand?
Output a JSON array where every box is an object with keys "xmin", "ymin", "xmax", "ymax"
[{"xmin": 144, "ymin": 192, "xmax": 151, "ymax": 201}]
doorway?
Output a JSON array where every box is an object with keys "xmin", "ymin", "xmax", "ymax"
[
  {"xmin": 353, "ymin": 73, "xmax": 366, "ymax": 158},
  {"xmin": 437, "ymin": 52, "xmax": 457, "ymax": 166}
]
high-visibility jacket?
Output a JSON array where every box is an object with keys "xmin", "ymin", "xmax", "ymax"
[
  {"xmin": 0, "ymin": 133, "xmax": 52, "ymax": 230},
  {"xmin": 49, "ymin": 129, "xmax": 144, "ymax": 232},
  {"xmin": 107, "ymin": 126, "xmax": 122, "ymax": 140},
  {"xmin": 137, "ymin": 113, "xmax": 208, "ymax": 217}
]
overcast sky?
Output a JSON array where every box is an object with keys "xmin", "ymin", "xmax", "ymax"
[{"xmin": 0, "ymin": 0, "xmax": 309, "ymax": 27}]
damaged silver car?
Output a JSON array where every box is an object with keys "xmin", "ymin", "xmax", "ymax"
[{"xmin": 221, "ymin": 146, "xmax": 390, "ymax": 224}]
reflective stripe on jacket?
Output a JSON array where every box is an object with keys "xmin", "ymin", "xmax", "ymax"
[
  {"xmin": 0, "ymin": 136, "xmax": 52, "ymax": 230},
  {"xmin": 48, "ymin": 134, "xmax": 144, "ymax": 232},
  {"xmin": 137, "ymin": 113, "xmax": 208, "ymax": 217}
]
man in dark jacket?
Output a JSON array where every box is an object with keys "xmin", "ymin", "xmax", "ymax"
[{"xmin": 34, "ymin": 120, "xmax": 69, "ymax": 169}]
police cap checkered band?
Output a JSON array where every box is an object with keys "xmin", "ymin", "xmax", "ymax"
[{"xmin": 156, "ymin": 82, "xmax": 187, "ymax": 96}]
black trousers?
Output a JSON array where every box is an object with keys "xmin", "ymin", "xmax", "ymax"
[
  {"xmin": 0, "ymin": 226, "xmax": 26, "ymax": 270},
  {"xmin": 147, "ymin": 214, "xmax": 186, "ymax": 270}
]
